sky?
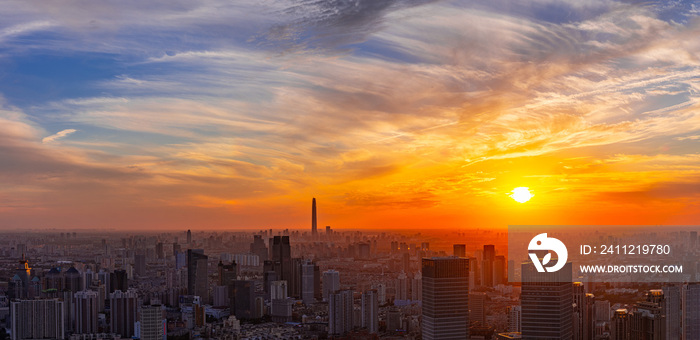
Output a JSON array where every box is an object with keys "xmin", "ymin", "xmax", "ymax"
[{"xmin": 1, "ymin": 0, "xmax": 700, "ymax": 230}]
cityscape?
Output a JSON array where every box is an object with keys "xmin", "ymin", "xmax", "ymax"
[
  {"xmin": 2, "ymin": 0, "xmax": 700, "ymax": 339},
  {"xmin": 0, "ymin": 199, "xmax": 698, "ymax": 339}
]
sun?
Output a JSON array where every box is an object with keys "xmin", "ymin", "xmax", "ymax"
[{"xmin": 509, "ymin": 187, "xmax": 534, "ymax": 203}]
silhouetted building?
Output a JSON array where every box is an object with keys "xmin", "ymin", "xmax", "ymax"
[
  {"xmin": 250, "ymin": 235, "xmax": 268, "ymax": 262},
  {"xmin": 453, "ymin": 244, "xmax": 466, "ymax": 257},
  {"xmin": 312, "ymin": 197, "xmax": 318, "ymax": 236},
  {"xmin": 187, "ymin": 249, "xmax": 209, "ymax": 302},
  {"xmin": 218, "ymin": 260, "xmax": 237, "ymax": 286},
  {"xmin": 421, "ymin": 257, "xmax": 470, "ymax": 340},
  {"xmin": 110, "ymin": 269, "xmax": 128, "ymax": 293},
  {"xmin": 135, "ymin": 254, "xmax": 147, "ymax": 277},
  {"xmin": 230, "ymin": 280, "xmax": 256, "ymax": 320},
  {"xmin": 269, "ymin": 236, "xmax": 292, "ymax": 296}
]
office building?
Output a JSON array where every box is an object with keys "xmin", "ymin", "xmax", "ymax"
[
  {"xmin": 521, "ymin": 261, "xmax": 573, "ymax": 339},
  {"xmin": 187, "ymin": 249, "xmax": 209, "ymax": 302},
  {"xmin": 421, "ymin": 257, "xmax": 470, "ymax": 340}
]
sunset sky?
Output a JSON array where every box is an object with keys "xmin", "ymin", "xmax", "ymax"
[{"xmin": 1, "ymin": 0, "xmax": 700, "ymax": 230}]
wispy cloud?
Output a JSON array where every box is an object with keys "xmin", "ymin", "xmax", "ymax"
[{"xmin": 42, "ymin": 129, "xmax": 77, "ymax": 143}]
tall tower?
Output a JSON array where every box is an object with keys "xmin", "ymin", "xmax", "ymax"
[
  {"xmin": 312, "ymin": 198, "xmax": 318, "ymax": 236},
  {"xmin": 421, "ymin": 257, "xmax": 470, "ymax": 340}
]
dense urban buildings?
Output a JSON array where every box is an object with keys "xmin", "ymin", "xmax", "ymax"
[{"xmin": 0, "ymin": 214, "xmax": 697, "ymax": 339}]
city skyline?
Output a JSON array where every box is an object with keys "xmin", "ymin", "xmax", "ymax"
[{"xmin": 0, "ymin": 1, "xmax": 700, "ymax": 230}]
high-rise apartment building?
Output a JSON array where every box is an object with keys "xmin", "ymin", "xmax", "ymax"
[
  {"xmin": 74, "ymin": 290, "xmax": 98, "ymax": 334},
  {"xmin": 11, "ymin": 299, "xmax": 64, "ymax": 340},
  {"xmin": 361, "ymin": 289, "xmax": 378, "ymax": 334}
]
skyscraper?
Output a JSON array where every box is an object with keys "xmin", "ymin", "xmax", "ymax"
[
  {"xmin": 312, "ymin": 197, "xmax": 318, "ymax": 236},
  {"xmin": 270, "ymin": 236, "xmax": 292, "ymax": 296},
  {"xmin": 521, "ymin": 261, "xmax": 573, "ymax": 339},
  {"xmin": 663, "ymin": 285, "xmax": 681, "ymax": 340},
  {"xmin": 611, "ymin": 309, "xmax": 630, "ymax": 340},
  {"xmin": 685, "ymin": 283, "xmax": 700, "ymax": 340},
  {"xmin": 230, "ymin": 280, "xmax": 256, "ymax": 320},
  {"xmin": 74, "ymin": 290, "xmax": 98, "ymax": 334},
  {"xmin": 110, "ymin": 289, "xmax": 138, "ymax": 338},
  {"xmin": 329, "ymin": 289, "xmax": 354, "ymax": 336},
  {"xmin": 11, "ymin": 299, "xmax": 64, "ymax": 340},
  {"xmin": 186, "ymin": 229, "xmax": 192, "ymax": 245},
  {"xmin": 630, "ymin": 289, "xmax": 666, "ymax": 339},
  {"xmin": 361, "ymin": 289, "xmax": 379, "ymax": 334},
  {"xmin": 187, "ymin": 249, "xmax": 209, "ymax": 301},
  {"xmin": 421, "ymin": 257, "xmax": 470, "ymax": 340}
]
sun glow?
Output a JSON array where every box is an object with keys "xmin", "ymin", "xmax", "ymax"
[{"xmin": 509, "ymin": 187, "xmax": 534, "ymax": 203}]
